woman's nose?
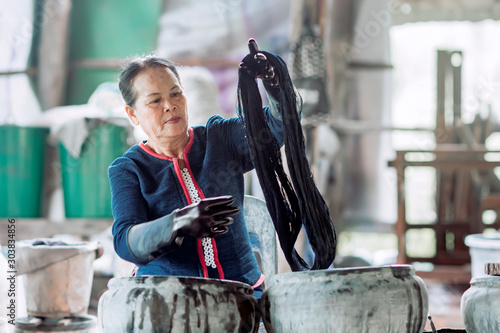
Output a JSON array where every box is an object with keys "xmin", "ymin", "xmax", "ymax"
[{"xmin": 163, "ymin": 99, "xmax": 175, "ymax": 112}]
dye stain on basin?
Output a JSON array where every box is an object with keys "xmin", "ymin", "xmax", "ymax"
[
  {"xmin": 98, "ymin": 276, "xmax": 260, "ymax": 332},
  {"xmin": 123, "ymin": 288, "xmax": 171, "ymax": 331}
]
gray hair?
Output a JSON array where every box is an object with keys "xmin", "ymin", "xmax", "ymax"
[{"xmin": 118, "ymin": 55, "xmax": 181, "ymax": 107}]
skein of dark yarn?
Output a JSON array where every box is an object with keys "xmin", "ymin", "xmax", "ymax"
[{"xmin": 237, "ymin": 51, "xmax": 336, "ymax": 271}]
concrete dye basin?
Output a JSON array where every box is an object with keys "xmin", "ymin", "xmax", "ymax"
[
  {"xmin": 98, "ymin": 276, "xmax": 260, "ymax": 332},
  {"xmin": 261, "ymin": 265, "xmax": 428, "ymax": 333}
]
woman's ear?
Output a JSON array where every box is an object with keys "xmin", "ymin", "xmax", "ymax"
[{"xmin": 125, "ymin": 105, "xmax": 140, "ymax": 125}]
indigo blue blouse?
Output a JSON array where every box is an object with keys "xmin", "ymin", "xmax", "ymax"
[{"xmin": 109, "ymin": 108, "xmax": 285, "ymax": 288}]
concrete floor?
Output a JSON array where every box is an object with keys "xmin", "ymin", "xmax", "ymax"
[{"xmin": 423, "ymin": 278, "xmax": 469, "ymax": 331}]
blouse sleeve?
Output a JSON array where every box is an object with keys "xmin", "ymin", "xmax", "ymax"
[{"xmin": 108, "ymin": 159, "xmax": 149, "ymax": 264}]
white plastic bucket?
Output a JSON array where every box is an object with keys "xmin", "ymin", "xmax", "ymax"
[{"xmin": 464, "ymin": 234, "xmax": 500, "ymax": 278}]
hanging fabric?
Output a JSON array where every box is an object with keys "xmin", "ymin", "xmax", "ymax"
[{"xmin": 237, "ymin": 50, "xmax": 336, "ymax": 271}]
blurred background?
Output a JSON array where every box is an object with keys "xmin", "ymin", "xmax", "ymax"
[{"xmin": 2, "ymin": 0, "xmax": 500, "ymax": 329}]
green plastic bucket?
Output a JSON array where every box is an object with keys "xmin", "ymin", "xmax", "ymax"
[
  {"xmin": 0, "ymin": 126, "xmax": 49, "ymax": 217},
  {"xmin": 59, "ymin": 123, "xmax": 129, "ymax": 218},
  {"xmin": 66, "ymin": 0, "xmax": 162, "ymax": 105}
]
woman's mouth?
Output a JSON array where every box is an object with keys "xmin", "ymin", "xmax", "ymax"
[{"xmin": 166, "ymin": 117, "xmax": 180, "ymax": 124}]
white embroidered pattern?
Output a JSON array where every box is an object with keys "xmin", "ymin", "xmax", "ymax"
[{"xmin": 181, "ymin": 168, "xmax": 217, "ymax": 269}]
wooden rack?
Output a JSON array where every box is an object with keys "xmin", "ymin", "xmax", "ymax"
[{"xmin": 389, "ymin": 145, "xmax": 500, "ymax": 266}]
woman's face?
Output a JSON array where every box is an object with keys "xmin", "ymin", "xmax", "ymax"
[{"xmin": 125, "ymin": 66, "xmax": 188, "ymax": 142}]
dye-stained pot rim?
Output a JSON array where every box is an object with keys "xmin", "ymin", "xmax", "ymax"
[
  {"xmin": 107, "ymin": 275, "xmax": 255, "ymax": 294},
  {"xmin": 470, "ymin": 275, "xmax": 500, "ymax": 287},
  {"xmin": 268, "ymin": 264, "xmax": 415, "ymax": 282}
]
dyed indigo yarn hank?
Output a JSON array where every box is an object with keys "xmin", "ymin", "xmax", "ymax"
[{"xmin": 237, "ymin": 51, "xmax": 336, "ymax": 271}]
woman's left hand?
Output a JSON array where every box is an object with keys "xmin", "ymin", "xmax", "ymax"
[
  {"xmin": 173, "ymin": 195, "xmax": 239, "ymax": 239},
  {"xmin": 239, "ymin": 38, "xmax": 279, "ymax": 87}
]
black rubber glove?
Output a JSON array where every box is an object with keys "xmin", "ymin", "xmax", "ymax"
[
  {"xmin": 239, "ymin": 38, "xmax": 279, "ymax": 88},
  {"xmin": 126, "ymin": 195, "xmax": 239, "ymax": 265},
  {"xmin": 174, "ymin": 195, "xmax": 238, "ymax": 238}
]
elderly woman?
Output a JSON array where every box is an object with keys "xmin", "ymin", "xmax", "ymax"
[{"xmin": 109, "ymin": 42, "xmax": 300, "ymax": 298}]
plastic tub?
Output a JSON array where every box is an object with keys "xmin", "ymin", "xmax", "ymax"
[{"xmin": 464, "ymin": 233, "xmax": 500, "ymax": 278}]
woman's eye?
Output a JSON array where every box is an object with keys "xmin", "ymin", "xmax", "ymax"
[
  {"xmin": 172, "ymin": 92, "xmax": 181, "ymax": 97},
  {"xmin": 150, "ymin": 98, "xmax": 161, "ymax": 104}
]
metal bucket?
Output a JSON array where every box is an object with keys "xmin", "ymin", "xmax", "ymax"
[
  {"xmin": 98, "ymin": 276, "xmax": 260, "ymax": 332},
  {"xmin": 261, "ymin": 265, "xmax": 428, "ymax": 333},
  {"xmin": 17, "ymin": 240, "xmax": 102, "ymax": 318},
  {"xmin": 14, "ymin": 316, "xmax": 97, "ymax": 333}
]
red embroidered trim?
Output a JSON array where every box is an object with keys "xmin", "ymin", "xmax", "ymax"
[
  {"xmin": 139, "ymin": 127, "xmax": 194, "ymax": 160},
  {"xmin": 197, "ymin": 239, "xmax": 209, "ymax": 278},
  {"xmin": 181, "ymin": 130, "xmax": 224, "ymax": 279},
  {"xmin": 173, "ymin": 160, "xmax": 192, "ymax": 205},
  {"xmin": 139, "ymin": 142, "xmax": 172, "ymax": 160},
  {"xmin": 141, "ymin": 128, "xmax": 223, "ymax": 279}
]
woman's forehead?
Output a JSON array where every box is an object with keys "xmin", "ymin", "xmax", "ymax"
[{"xmin": 134, "ymin": 66, "xmax": 180, "ymax": 94}]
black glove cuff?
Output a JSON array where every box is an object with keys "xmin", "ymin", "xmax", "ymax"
[{"xmin": 126, "ymin": 212, "xmax": 182, "ymax": 266}]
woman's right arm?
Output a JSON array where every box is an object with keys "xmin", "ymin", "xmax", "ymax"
[
  {"xmin": 108, "ymin": 162, "xmax": 154, "ymax": 264},
  {"xmin": 109, "ymin": 162, "xmax": 238, "ymax": 265}
]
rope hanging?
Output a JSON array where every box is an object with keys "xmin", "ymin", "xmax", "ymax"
[{"xmin": 237, "ymin": 51, "xmax": 336, "ymax": 271}]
